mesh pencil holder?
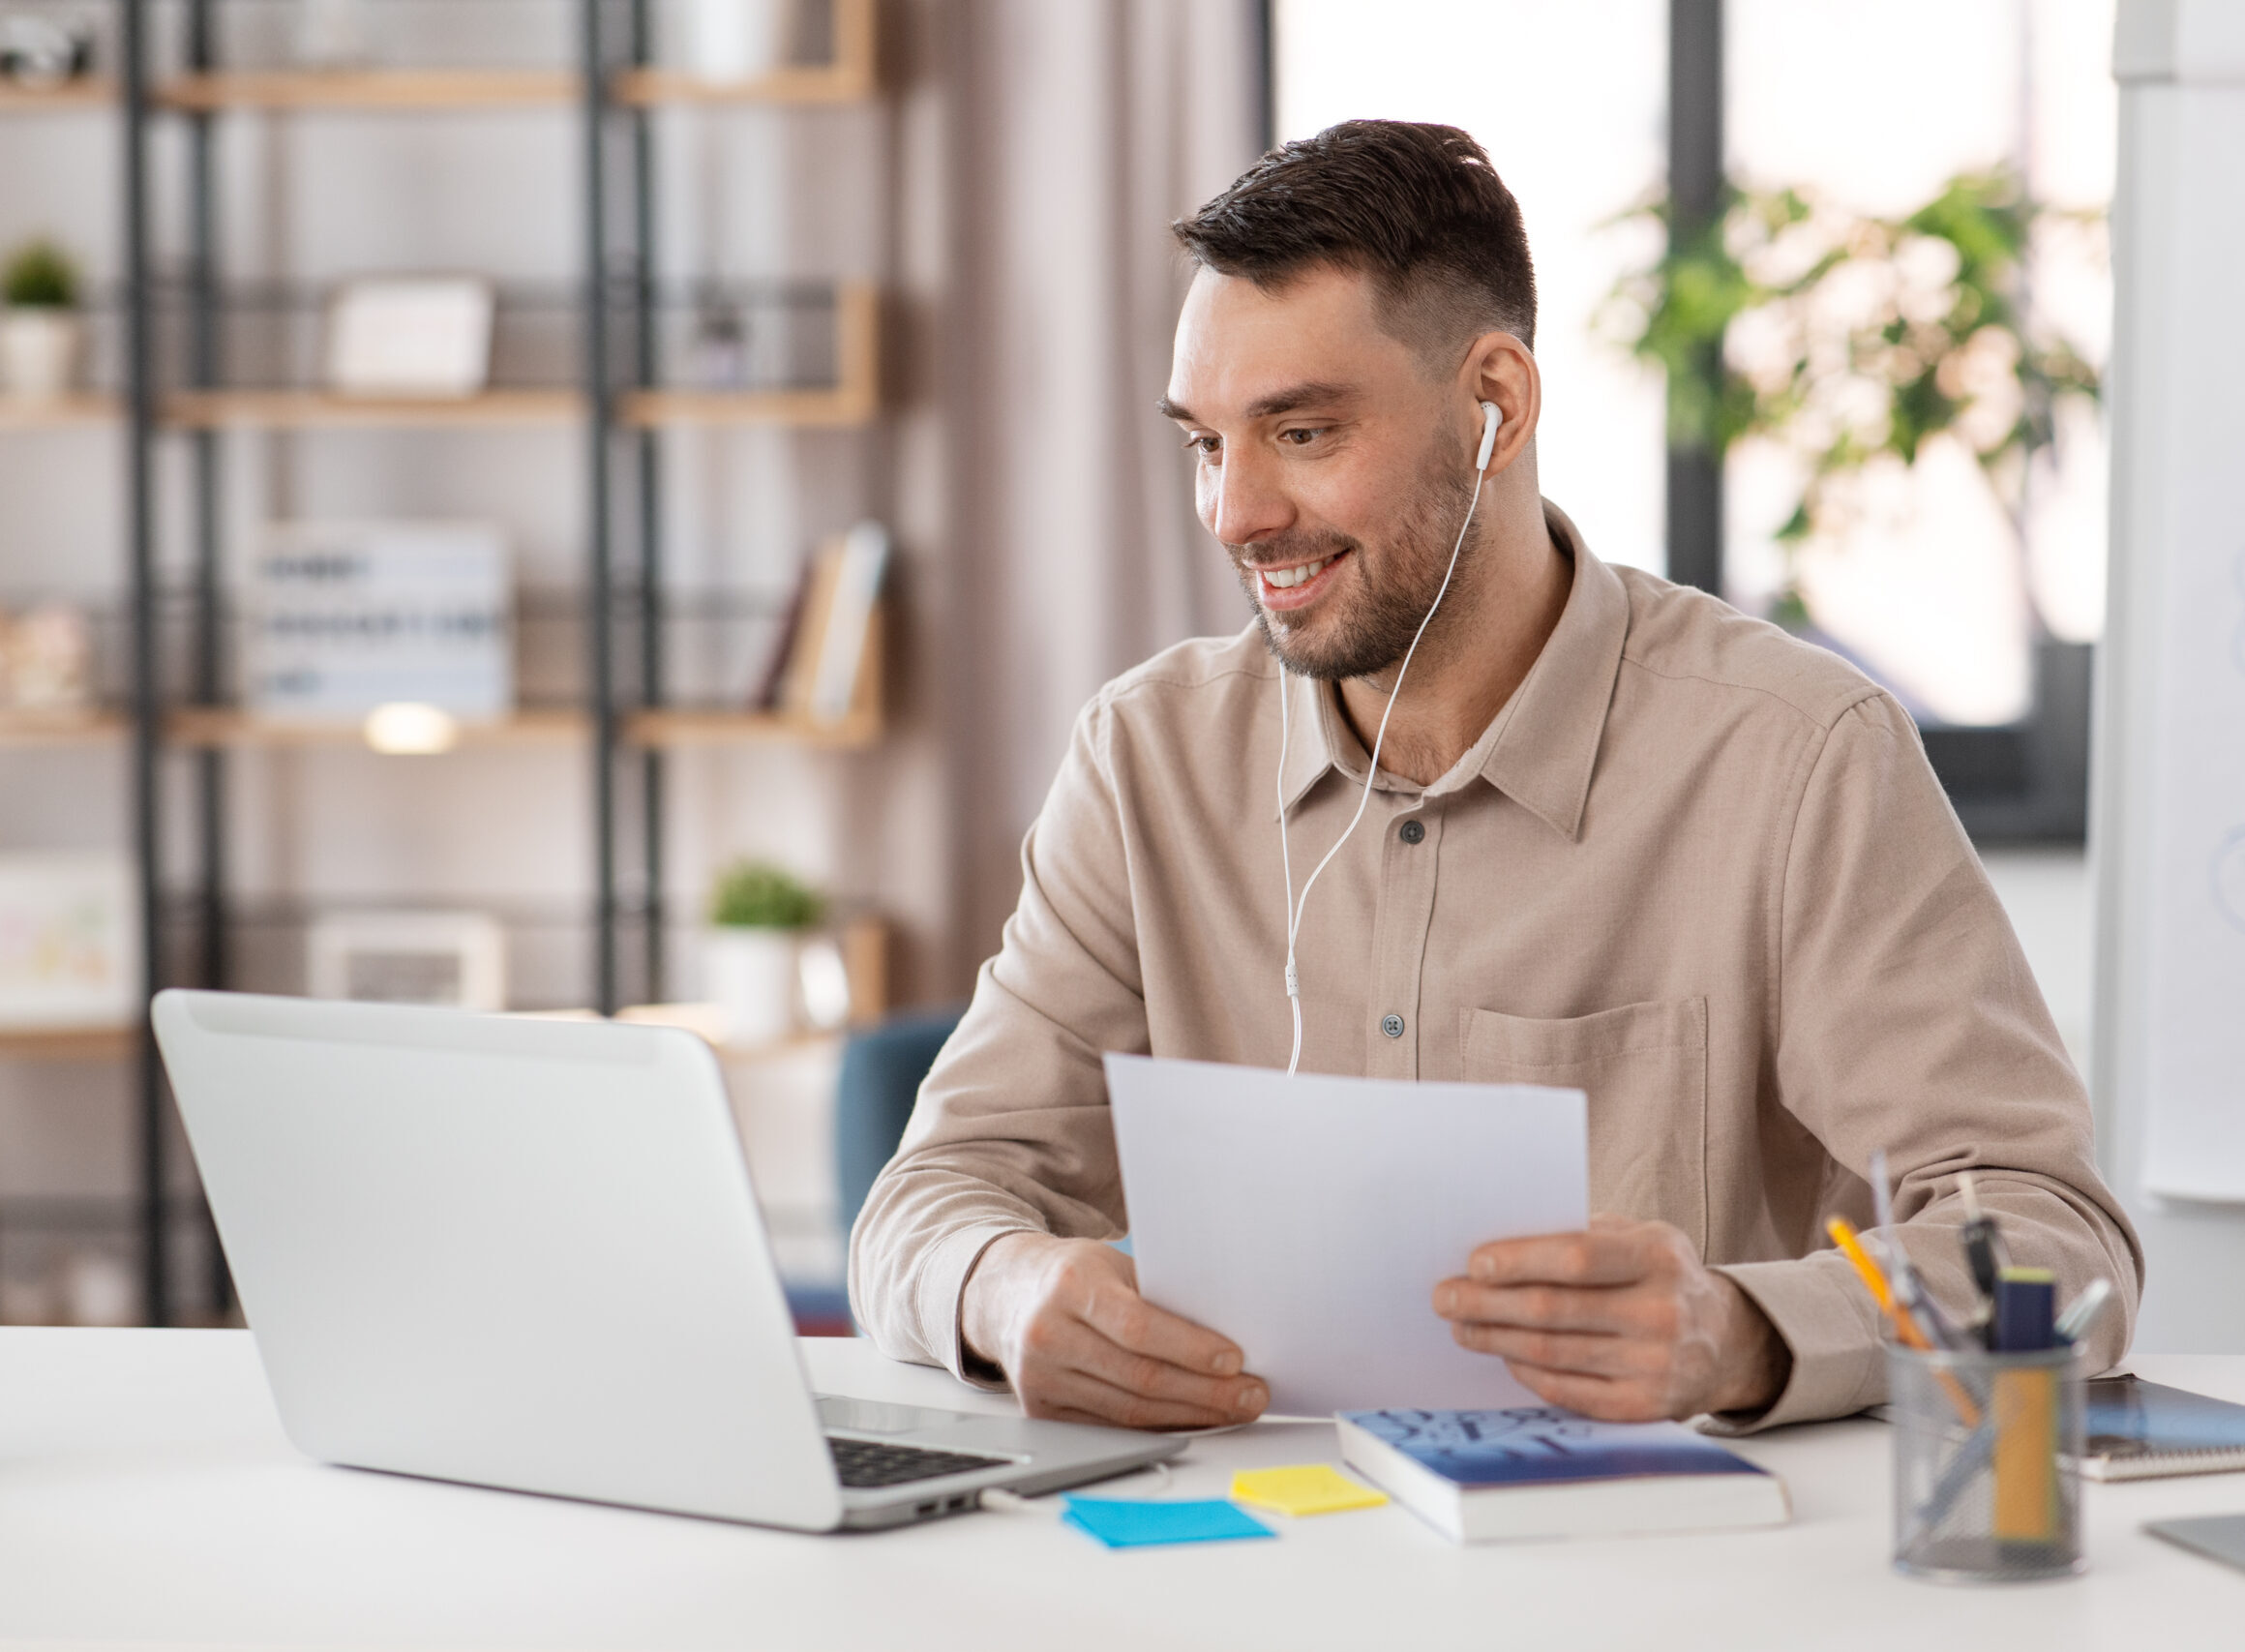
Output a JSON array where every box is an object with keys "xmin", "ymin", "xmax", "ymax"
[{"xmin": 1887, "ymin": 1341, "xmax": 2087, "ymax": 1583}]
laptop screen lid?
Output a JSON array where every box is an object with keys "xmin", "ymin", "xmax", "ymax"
[{"xmin": 152, "ymin": 989, "xmax": 844, "ymax": 1531}]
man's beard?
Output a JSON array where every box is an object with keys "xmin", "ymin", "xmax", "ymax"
[{"xmin": 1228, "ymin": 452, "xmax": 1479, "ymax": 683}]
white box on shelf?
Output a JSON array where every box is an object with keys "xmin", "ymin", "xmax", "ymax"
[
  {"xmin": 248, "ymin": 522, "xmax": 512, "ymax": 721},
  {"xmin": 0, "ymin": 852, "xmax": 139, "ymax": 1030},
  {"xmin": 324, "ymin": 277, "xmax": 494, "ymax": 399},
  {"xmin": 307, "ymin": 910, "xmax": 507, "ymax": 1011},
  {"xmin": 676, "ymin": 0, "xmax": 787, "ymax": 79}
]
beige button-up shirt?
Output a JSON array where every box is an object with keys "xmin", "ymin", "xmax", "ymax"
[{"xmin": 852, "ymin": 504, "xmax": 2141, "ymax": 1427}]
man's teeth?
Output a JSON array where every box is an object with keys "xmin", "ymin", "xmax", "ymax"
[{"xmin": 1263, "ymin": 556, "xmax": 1330, "ymax": 589}]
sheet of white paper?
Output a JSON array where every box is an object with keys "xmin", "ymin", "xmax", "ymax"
[{"xmin": 1105, "ymin": 1053, "xmax": 1588, "ymax": 1416}]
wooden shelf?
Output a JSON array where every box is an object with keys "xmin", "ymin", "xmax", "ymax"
[
  {"xmin": 0, "ymin": 1026, "xmax": 134, "ymax": 1062},
  {"xmin": 0, "ymin": 79, "xmax": 112, "ymax": 112},
  {"xmin": 156, "ymin": 70, "xmax": 575, "ymax": 112},
  {"xmin": 158, "ymin": 0, "xmax": 875, "ymax": 116},
  {"xmin": 609, "ymin": 66, "xmax": 868, "ymax": 106},
  {"xmin": 627, "ymin": 707, "xmax": 882, "ymax": 750},
  {"xmin": 617, "ymin": 386, "xmax": 874, "ymax": 427},
  {"xmin": 159, "ymin": 706, "xmax": 881, "ymax": 751},
  {"xmin": 165, "ymin": 708, "xmax": 586, "ymax": 750},
  {"xmin": 0, "ymin": 394, "xmax": 121, "ymax": 430},
  {"xmin": 618, "ymin": 282, "xmax": 879, "ymax": 428},
  {"xmin": 0, "ymin": 708, "xmax": 124, "ymax": 746},
  {"xmin": 163, "ymin": 357, "xmax": 874, "ymax": 430},
  {"xmin": 164, "ymin": 388, "xmax": 581, "ymax": 429},
  {"xmin": 614, "ymin": 0, "xmax": 877, "ymax": 105}
]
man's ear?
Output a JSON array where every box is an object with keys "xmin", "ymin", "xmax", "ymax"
[{"xmin": 1464, "ymin": 330, "xmax": 1540, "ymax": 475}]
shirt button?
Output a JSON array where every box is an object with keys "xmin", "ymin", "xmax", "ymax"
[
  {"xmin": 1381, "ymin": 1013, "xmax": 1405, "ymax": 1038},
  {"xmin": 1398, "ymin": 819, "xmax": 1425, "ymax": 845}
]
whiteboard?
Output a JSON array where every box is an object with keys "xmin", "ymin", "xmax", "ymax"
[{"xmin": 2136, "ymin": 87, "xmax": 2245, "ymax": 1201}]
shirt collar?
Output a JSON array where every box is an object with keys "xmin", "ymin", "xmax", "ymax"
[{"xmin": 1274, "ymin": 499, "xmax": 1630, "ymax": 842}]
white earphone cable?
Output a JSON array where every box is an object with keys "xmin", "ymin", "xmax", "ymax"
[{"xmin": 1275, "ymin": 456, "xmax": 1488, "ymax": 1074}]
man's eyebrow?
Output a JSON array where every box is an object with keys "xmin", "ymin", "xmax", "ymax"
[
  {"xmin": 1155, "ymin": 382, "xmax": 1355, "ymax": 424},
  {"xmin": 1245, "ymin": 381, "xmax": 1352, "ymax": 419}
]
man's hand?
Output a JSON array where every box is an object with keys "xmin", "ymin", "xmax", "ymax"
[
  {"xmin": 1433, "ymin": 1215, "xmax": 1790, "ymax": 1421},
  {"xmin": 960, "ymin": 1233, "xmax": 1269, "ymax": 1429}
]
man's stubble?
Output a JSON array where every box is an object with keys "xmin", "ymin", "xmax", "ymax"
[{"xmin": 1228, "ymin": 440, "xmax": 1481, "ymax": 684}]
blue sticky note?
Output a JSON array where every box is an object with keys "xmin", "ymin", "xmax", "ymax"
[{"xmin": 1061, "ymin": 1497, "xmax": 1276, "ymax": 1549}]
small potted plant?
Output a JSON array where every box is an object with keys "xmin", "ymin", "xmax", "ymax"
[
  {"xmin": 1, "ymin": 240, "xmax": 83, "ymax": 403},
  {"xmin": 703, "ymin": 858, "xmax": 824, "ymax": 1047}
]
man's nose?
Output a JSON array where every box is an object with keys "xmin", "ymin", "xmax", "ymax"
[{"xmin": 1204, "ymin": 447, "xmax": 1292, "ymax": 549}]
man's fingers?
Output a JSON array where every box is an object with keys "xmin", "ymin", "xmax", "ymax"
[
  {"xmin": 1449, "ymin": 1319, "xmax": 1647, "ymax": 1380},
  {"xmin": 1071, "ymin": 1267, "xmax": 1245, "ymax": 1378},
  {"xmin": 1465, "ymin": 1226, "xmax": 1654, "ymax": 1288},
  {"xmin": 1433, "ymin": 1277, "xmax": 1635, "ymax": 1335},
  {"xmin": 1023, "ymin": 1308, "xmax": 1265, "ymax": 1417},
  {"xmin": 1502, "ymin": 1361, "xmax": 1670, "ymax": 1424},
  {"xmin": 1023, "ymin": 1363, "xmax": 1258, "ymax": 1430}
]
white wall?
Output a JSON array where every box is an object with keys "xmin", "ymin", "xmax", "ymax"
[{"xmin": 1982, "ymin": 849, "xmax": 2094, "ymax": 1071}]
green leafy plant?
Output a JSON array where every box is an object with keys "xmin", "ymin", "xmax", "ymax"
[
  {"xmin": 1600, "ymin": 168, "xmax": 2101, "ymax": 629},
  {"xmin": 708, "ymin": 859, "xmax": 824, "ymax": 930},
  {"xmin": 2, "ymin": 240, "xmax": 79, "ymax": 310}
]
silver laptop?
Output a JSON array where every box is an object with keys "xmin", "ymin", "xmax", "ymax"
[{"xmin": 152, "ymin": 989, "xmax": 1181, "ymax": 1531}]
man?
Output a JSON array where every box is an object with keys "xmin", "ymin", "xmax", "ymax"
[{"xmin": 851, "ymin": 121, "xmax": 2140, "ymax": 1430}]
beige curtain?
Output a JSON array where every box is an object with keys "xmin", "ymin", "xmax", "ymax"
[{"xmin": 937, "ymin": 0, "xmax": 1267, "ymax": 976}]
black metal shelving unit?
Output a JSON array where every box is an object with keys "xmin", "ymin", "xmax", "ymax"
[
  {"xmin": 91, "ymin": 0, "xmax": 883, "ymax": 1321},
  {"xmin": 119, "ymin": 0, "xmax": 169, "ymax": 1328},
  {"xmin": 627, "ymin": 0, "xmax": 669, "ymax": 1007},
  {"xmin": 581, "ymin": 0, "xmax": 621, "ymax": 1017}
]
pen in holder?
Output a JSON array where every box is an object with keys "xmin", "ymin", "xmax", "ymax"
[{"xmin": 1887, "ymin": 1340, "xmax": 2086, "ymax": 1583}]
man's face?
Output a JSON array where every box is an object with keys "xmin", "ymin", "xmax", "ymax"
[{"xmin": 1162, "ymin": 264, "xmax": 1475, "ymax": 681}]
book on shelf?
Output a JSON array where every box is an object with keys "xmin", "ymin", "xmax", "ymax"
[
  {"xmin": 1336, "ymin": 1406, "xmax": 1790, "ymax": 1545},
  {"xmin": 761, "ymin": 521, "xmax": 888, "ymax": 724}
]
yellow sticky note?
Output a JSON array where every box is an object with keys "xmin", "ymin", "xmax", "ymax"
[{"xmin": 1229, "ymin": 1464, "xmax": 1389, "ymax": 1517}]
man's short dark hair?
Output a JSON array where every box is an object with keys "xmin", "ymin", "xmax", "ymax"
[{"xmin": 1173, "ymin": 119, "xmax": 1537, "ymax": 363}]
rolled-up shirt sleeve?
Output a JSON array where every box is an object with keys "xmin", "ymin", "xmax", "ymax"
[
  {"xmin": 848, "ymin": 693, "xmax": 1148, "ymax": 1379},
  {"xmin": 1710, "ymin": 693, "xmax": 2141, "ymax": 1430}
]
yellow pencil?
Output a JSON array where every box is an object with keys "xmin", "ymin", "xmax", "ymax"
[
  {"xmin": 1828, "ymin": 1217, "xmax": 1921, "ymax": 1345},
  {"xmin": 1828, "ymin": 1216, "xmax": 1981, "ymax": 1427}
]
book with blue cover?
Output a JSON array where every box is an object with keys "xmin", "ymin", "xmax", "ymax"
[
  {"xmin": 1336, "ymin": 1407, "xmax": 1791, "ymax": 1544},
  {"xmin": 2083, "ymin": 1375, "xmax": 2245, "ymax": 1480}
]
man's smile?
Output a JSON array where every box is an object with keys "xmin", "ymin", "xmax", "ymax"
[{"xmin": 1250, "ymin": 547, "xmax": 1353, "ymax": 610}]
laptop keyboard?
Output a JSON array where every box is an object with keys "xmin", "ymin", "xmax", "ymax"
[{"xmin": 825, "ymin": 1435, "xmax": 1009, "ymax": 1488}]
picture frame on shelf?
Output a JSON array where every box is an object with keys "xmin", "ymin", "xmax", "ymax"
[
  {"xmin": 0, "ymin": 852, "xmax": 138, "ymax": 1032},
  {"xmin": 307, "ymin": 910, "xmax": 507, "ymax": 1011}
]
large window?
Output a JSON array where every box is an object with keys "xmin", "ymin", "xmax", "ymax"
[
  {"xmin": 1273, "ymin": 1, "xmax": 2115, "ymax": 831},
  {"xmin": 1274, "ymin": 0, "xmax": 1669, "ymax": 574},
  {"xmin": 1725, "ymin": 0, "xmax": 2112, "ymax": 727}
]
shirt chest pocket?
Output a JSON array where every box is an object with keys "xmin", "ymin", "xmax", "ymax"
[{"xmin": 1457, "ymin": 998, "xmax": 1709, "ymax": 1254}]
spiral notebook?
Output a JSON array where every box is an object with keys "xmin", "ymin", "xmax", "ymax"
[{"xmin": 2084, "ymin": 1375, "xmax": 2245, "ymax": 1482}]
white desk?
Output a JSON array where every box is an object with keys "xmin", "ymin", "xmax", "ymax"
[{"xmin": 0, "ymin": 1330, "xmax": 2238, "ymax": 1649}]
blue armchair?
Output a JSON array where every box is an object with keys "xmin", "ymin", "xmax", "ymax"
[{"xmin": 833, "ymin": 1006, "xmax": 966, "ymax": 1238}]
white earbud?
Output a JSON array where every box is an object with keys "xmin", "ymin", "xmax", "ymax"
[
  {"xmin": 1475, "ymin": 400, "xmax": 1502, "ymax": 472},
  {"xmin": 1272, "ymin": 396, "xmax": 1501, "ymax": 1075}
]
